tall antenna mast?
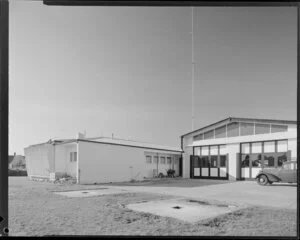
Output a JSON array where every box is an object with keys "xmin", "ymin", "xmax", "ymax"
[{"xmin": 191, "ymin": 6, "xmax": 195, "ymax": 131}]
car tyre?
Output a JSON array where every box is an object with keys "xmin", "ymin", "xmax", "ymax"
[{"xmin": 257, "ymin": 175, "xmax": 269, "ymax": 186}]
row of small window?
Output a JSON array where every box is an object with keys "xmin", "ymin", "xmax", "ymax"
[
  {"xmin": 194, "ymin": 123, "xmax": 288, "ymax": 141},
  {"xmin": 194, "ymin": 145, "xmax": 226, "ymax": 156},
  {"xmin": 241, "ymin": 140, "xmax": 287, "ymax": 154},
  {"xmin": 192, "ymin": 155, "xmax": 227, "ymax": 168},
  {"xmin": 70, "ymin": 152, "xmax": 77, "ymax": 162},
  {"xmin": 146, "ymin": 156, "xmax": 174, "ymax": 164},
  {"xmin": 241, "ymin": 152, "xmax": 288, "ymax": 168}
]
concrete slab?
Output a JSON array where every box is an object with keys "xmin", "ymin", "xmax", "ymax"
[
  {"xmin": 97, "ymin": 181, "xmax": 297, "ymax": 209},
  {"xmin": 53, "ymin": 188, "xmax": 130, "ymax": 198},
  {"xmin": 126, "ymin": 198, "xmax": 240, "ymax": 223}
]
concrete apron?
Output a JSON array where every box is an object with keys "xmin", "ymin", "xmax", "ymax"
[
  {"xmin": 99, "ymin": 181, "xmax": 297, "ymax": 210},
  {"xmin": 53, "ymin": 188, "xmax": 132, "ymax": 198},
  {"xmin": 126, "ymin": 198, "xmax": 241, "ymax": 223}
]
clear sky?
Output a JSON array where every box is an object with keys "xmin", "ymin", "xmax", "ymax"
[{"xmin": 9, "ymin": 2, "xmax": 297, "ymax": 155}]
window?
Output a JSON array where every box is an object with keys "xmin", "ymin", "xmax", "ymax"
[
  {"xmin": 264, "ymin": 141, "xmax": 275, "ymax": 153},
  {"xmin": 263, "ymin": 154, "xmax": 275, "ymax": 167},
  {"xmin": 215, "ymin": 126, "xmax": 226, "ymax": 138},
  {"xmin": 204, "ymin": 130, "xmax": 214, "ymax": 140},
  {"xmin": 241, "ymin": 154, "xmax": 250, "ymax": 167},
  {"xmin": 220, "ymin": 155, "xmax": 226, "ymax": 167},
  {"xmin": 210, "ymin": 156, "xmax": 218, "ymax": 168},
  {"xmin": 193, "ymin": 134, "xmax": 203, "ymax": 141},
  {"xmin": 146, "ymin": 156, "xmax": 152, "ymax": 164},
  {"xmin": 160, "ymin": 157, "xmax": 166, "ymax": 164},
  {"xmin": 271, "ymin": 124, "xmax": 288, "ymax": 133},
  {"xmin": 227, "ymin": 122, "xmax": 239, "ymax": 137},
  {"xmin": 70, "ymin": 152, "xmax": 77, "ymax": 162},
  {"xmin": 241, "ymin": 143, "xmax": 250, "ymax": 154},
  {"xmin": 219, "ymin": 145, "xmax": 227, "ymax": 155},
  {"xmin": 193, "ymin": 156, "xmax": 200, "ymax": 167},
  {"xmin": 277, "ymin": 153, "xmax": 287, "ymax": 167},
  {"xmin": 194, "ymin": 147, "xmax": 200, "ymax": 156},
  {"xmin": 153, "ymin": 156, "xmax": 158, "ymax": 164},
  {"xmin": 201, "ymin": 146, "xmax": 209, "ymax": 156},
  {"xmin": 167, "ymin": 157, "xmax": 171, "ymax": 164},
  {"xmin": 277, "ymin": 140, "xmax": 288, "ymax": 152},
  {"xmin": 210, "ymin": 146, "xmax": 218, "ymax": 155},
  {"xmin": 240, "ymin": 123, "xmax": 254, "ymax": 136},
  {"xmin": 255, "ymin": 123, "xmax": 270, "ymax": 135},
  {"xmin": 251, "ymin": 142, "xmax": 262, "ymax": 153},
  {"xmin": 251, "ymin": 154, "xmax": 262, "ymax": 168},
  {"xmin": 200, "ymin": 156, "xmax": 209, "ymax": 167}
]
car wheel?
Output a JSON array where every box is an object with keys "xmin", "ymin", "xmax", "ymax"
[{"xmin": 257, "ymin": 175, "xmax": 269, "ymax": 186}]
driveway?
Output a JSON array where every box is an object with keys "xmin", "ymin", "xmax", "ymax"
[{"xmin": 100, "ymin": 181, "xmax": 297, "ymax": 210}]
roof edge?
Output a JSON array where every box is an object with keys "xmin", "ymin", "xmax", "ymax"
[
  {"xmin": 77, "ymin": 139, "xmax": 183, "ymax": 153},
  {"xmin": 181, "ymin": 117, "xmax": 297, "ymax": 138}
]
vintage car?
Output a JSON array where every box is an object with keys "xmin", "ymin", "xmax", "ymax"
[{"xmin": 255, "ymin": 161, "xmax": 297, "ymax": 185}]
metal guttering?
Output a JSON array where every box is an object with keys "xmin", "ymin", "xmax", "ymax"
[
  {"xmin": 77, "ymin": 139, "xmax": 183, "ymax": 153},
  {"xmin": 181, "ymin": 117, "xmax": 297, "ymax": 138}
]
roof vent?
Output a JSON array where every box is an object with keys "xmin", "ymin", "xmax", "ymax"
[{"xmin": 77, "ymin": 132, "xmax": 86, "ymax": 139}]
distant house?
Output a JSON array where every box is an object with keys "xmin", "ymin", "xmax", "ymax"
[
  {"xmin": 24, "ymin": 134, "xmax": 183, "ymax": 184},
  {"xmin": 9, "ymin": 153, "xmax": 26, "ymax": 170}
]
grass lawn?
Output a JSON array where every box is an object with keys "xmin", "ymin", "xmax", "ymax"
[{"xmin": 9, "ymin": 177, "xmax": 296, "ymax": 236}]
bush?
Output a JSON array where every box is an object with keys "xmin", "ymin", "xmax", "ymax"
[{"xmin": 166, "ymin": 169, "xmax": 175, "ymax": 178}]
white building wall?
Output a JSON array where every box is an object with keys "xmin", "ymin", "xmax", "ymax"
[
  {"xmin": 78, "ymin": 141, "xmax": 181, "ymax": 184},
  {"xmin": 182, "ymin": 136, "xmax": 193, "ymax": 178},
  {"xmin": 226, "ymin": 143, "xmax": 240, "ymax": 180},
  {"xmin": 24, "ymin": 143, "xmax": 55, "ymax": 178},
  {"xmin": 54, "ymin": 143, "xmax": 77, "ymax": 177}
]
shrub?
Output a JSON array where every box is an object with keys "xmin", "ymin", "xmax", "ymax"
[{"xmin": 166, "ymin": 169, "xmax": 175, "ymax": 178}]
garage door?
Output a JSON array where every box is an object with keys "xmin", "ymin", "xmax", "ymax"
[{"xmin": 190, "ymin": 155, "xmax": 228, "ymax": 179}]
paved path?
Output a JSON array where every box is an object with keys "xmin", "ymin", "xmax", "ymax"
[{"xmin": 101, "ymin": 181, "xmax": 297, "ymax": 210}]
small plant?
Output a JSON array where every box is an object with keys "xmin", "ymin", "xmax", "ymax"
[
  {"xmin": 158, "ymin": 172, "xmax": 165, "ymax": 178},
  {"xmin": 166, "ymin": 169, "xmax": 175, "ymax": 178}
]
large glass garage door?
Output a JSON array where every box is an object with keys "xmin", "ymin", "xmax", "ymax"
[
  {"xmin": 240, "ymin": 140, "xmax": 289, "ymax": 179},
  {"xmin": 192, "ymin": 145, "xmax": 228, "ymax": 179}
]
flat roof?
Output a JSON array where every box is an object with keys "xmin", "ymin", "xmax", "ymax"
[
  {"xmin": 30, "ymin": 137, "xmax": 183, "ymax": 153},
  {"xmin": 78, "ymin": 138, "xmax": 183, "ymax": 153},
  {"xmin": 181, "ymin": 117, "xmax": 297, "ymax": 138}
]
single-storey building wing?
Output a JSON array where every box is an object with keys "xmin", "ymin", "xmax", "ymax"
[
  {"xmin": 181, "ymin": 117, "xmax": 297, "ymax": 180},
  {"xmin": 24, "ymin": 135, "xmax": 183, "ymax": 184}
]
